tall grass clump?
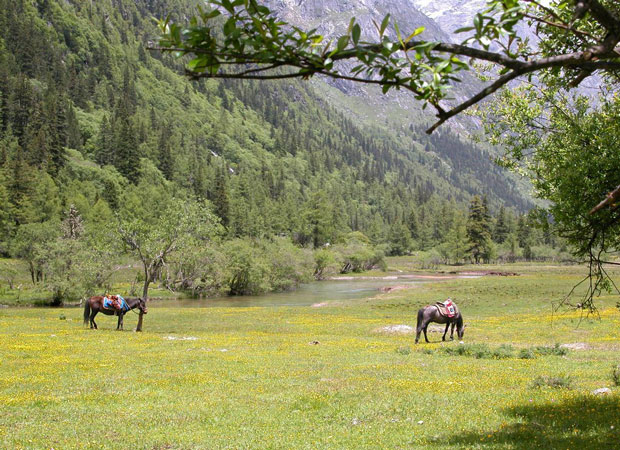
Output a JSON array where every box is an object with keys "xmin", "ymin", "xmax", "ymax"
[
  {"xmin": 530, "ymin": 375, "xmax": 573, "ymax": 389},
  {"xmin": 440, "ymin": 343, "xmax": 515, "ymax": 359},
  {"xmin": 612, "ymin": 364, "xmax": 620, "ymax": 387}
]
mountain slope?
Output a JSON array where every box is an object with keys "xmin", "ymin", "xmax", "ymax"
[{"xmin": 0, "ymin": 0, "xmax": 532, "ymax": 258}]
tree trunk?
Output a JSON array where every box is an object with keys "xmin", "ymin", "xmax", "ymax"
[
  {"xmin": 136, "ymin": 267, "xmax": 151, "ymax": 332},
  {"xmin": 135, "ymin": 311, "xmax": 144, "ymax": 332}
]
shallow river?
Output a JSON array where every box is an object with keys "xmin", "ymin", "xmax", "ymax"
[{"xmin": 148, "ymin": 274, "xmax": 476, "ymax": 308}]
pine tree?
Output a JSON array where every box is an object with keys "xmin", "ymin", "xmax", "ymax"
[
  {"xmin": 157, "ymin": 124, "xmax": 174, "ymax": 180},
  {"xmin": 387, "ymin": 221, "xmax": 412, "ymax": 256},
  {"xmin": 114, "ymin": 117, "xmax": 140, "ymax": 182},
  {"xmin": 212, "ymin": 165, "xmax": 230, "ymax": 228},
  {"xmin": 466, "ymin": 196, "xmax": 492, "ymax": 264},
  {"xmin": 96, "ymin": 114, "xmax": 115, "ymax": 166},
  {"xmin": 65, "ymin": 102, "xmax": 82, "ymax": 151},
  {"xmin": 493, "ymin": 206, "xmax": 508, "ymax": 243}
]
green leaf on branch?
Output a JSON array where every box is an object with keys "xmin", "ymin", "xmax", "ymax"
[{"xmin": 352, "ymin": 23, "xmax": 361, "ymax": 45}]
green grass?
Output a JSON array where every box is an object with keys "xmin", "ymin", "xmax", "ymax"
[{"xmin": 1, "ymin": 264, "xmax": 619, "ymax": 448}]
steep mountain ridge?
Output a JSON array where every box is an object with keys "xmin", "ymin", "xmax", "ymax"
[{"xmin": 262, "ymin": 0, "xmax": 532, "ymax": 209}]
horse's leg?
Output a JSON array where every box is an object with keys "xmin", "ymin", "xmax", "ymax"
[
  {"xmin": 117, "ymin": 312, "xmax": 124, "ymax": 331},
  {"xmin": 415, "ymin": 309, "xmax": 424, "ymax": 344},
  {"xmin": 423, "ymin": 320, "xmax": 430, "ymax": 343},
  {"xmin": 442, "ymin": 323, "xmax": 450, "ymax": 341},
  {"xmin": 90, "ymin": 310, "xmax": 98, "ymax": 330},
  {"xmin": 415, "ymin": 321, "xmax": 423, "ymax": 344},
  {"xmin": 450, "ymin": 322, "xmax": 455, "ymax": 340}
]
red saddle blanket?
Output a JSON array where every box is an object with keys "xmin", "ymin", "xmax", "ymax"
[{"xmin": 435, "ymin": 299, "xmax": 458, "ymax": 318}]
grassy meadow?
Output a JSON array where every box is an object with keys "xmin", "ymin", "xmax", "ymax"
[{"xmin": 1, "ymin": 263, "xmax": 619, "ymax": 449}]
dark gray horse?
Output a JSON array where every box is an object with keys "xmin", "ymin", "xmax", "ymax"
[
  {"xmin": 415, "ymin": 304, "xmax": 464, "ymax": 344},
  {"xmin": 83, "ymin": 296, "xmax": 147, "ymax": 330}
]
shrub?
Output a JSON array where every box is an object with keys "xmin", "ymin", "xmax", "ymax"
[
  {"xmin": 222, "ymin": 239, "xmax": 271, "ymax": 295},
  {"xmin": 518, "ymin": 348, "xmax": 536, "ymax": 359},
  {"xmin": 395, "ymin": 346, "xmax": 411, "ymax": 355},
  {"xmin": 442, "ymin": 343, "xmax": 491, "ymax": 358},
  {"xmin": 332, "ymin": 234, "xmax": 386, "ymax": 273},
  {"xmin": 313, "ymin": 248, "xmax": 337, "ymax": 280},
  {"xmin": 612, "ymin": 365, "xmax": 620, "ymax": 387},
  {"xmin": 530, "ymin": 375, "xmax": 573, "ymax": 389},
  {"xmin": 263, "ymin": 238, "xmax": 314, "ymax": 291},
  {"xmin": 222, "ymin": 238, "xmax": 314, "ymax": 295},
  {"xmin": 491, "ymin": 344, "xmax": 515, "ymax": 359},
  {"xmin": 531, "ymin": 343, "xmax": 569, "ymax": 356},
  {"xmin": 440, "ymin": 343, "xmax": 514, "ymax": 359}
]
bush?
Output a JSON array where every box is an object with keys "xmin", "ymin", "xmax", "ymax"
[
  {"xmin": 491, "ymin": 344, "xmax": 515, "ymax": 359},
  {"xmin": 530, "ymin": 375, "xmax": 573, "ymax": 389},
  {"xmin": 531, "ymin": 343, "xmax": 569, "ymax": 357},
  {"xmin": 518, "ymin": 344, "xmax": 569, "ymax": 359},
  {"xmin": 518, "ymin": 348, "xmax": 536, "ymax": 359},
  {"xmin": 612, "ymin": 365, "xmax": 620, "ymax": 387},
  {"xmin": 416, "ymin": 250, "xmax": 443, "ymax": 270},
  {"xmin": 263, "ymin": 238, "xmax": 313, "ymax": 291},
  {"xmin": 442, "ymin": 343, "xmax": 493, "ymax": 358},
  {"xmin": 313, "ymin": 248, "xmax": 336, "ymax": 280},
  {"xmin": 332, "ymin": 233, "xmax": 386, "ymax": 273},
  {"xmin": 222, "ymin": 237, "xmax": 314, "ymax": 295},
  {"xmin": 395, "ymin": 346, "xmax": 411, "ymax": 355},
  {"xmin": 222, "ymin": 238, "xmax": 271, "ymax": 295}
]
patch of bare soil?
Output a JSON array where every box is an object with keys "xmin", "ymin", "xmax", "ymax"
[
  {"xmin": 560, "ymin": 342, "xmax": 590, "ymax": 350},
  {"xmin": 374, "ymin": 325, "xmax": 414, "ymax": 335}
]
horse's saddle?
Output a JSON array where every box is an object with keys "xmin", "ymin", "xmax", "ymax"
[
  {"xmin": 435, "ymin": 299, "xmax": 458, "ymax": 318},
  {"xmin": 103, "ymin": 295, "xmax": 128, "ymax": 312}
]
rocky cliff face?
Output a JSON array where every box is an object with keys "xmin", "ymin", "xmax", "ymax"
[
  {"xmin": 411, "ymin": 0, "xmax": 486, "ymax": 39},
  {"xmin": 267, "ymin": 0, "xmax": 450, "ymax": 41},
  {"xmin": 262, "ymin": 0, "xmax": 481, "ymax": 126}
]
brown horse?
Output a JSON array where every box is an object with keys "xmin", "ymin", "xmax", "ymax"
[
  {"xmin": 83, "ymin": 296, "xmax": 147, "ymax": 330},
  {"xmin": 415, "ymin": 304, "xmax": 464, "ymax": 344}
]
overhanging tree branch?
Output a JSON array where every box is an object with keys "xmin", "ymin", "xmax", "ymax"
[{"xmin": 155, "ymin": 0, "xmax": 620, "ymax": 133}]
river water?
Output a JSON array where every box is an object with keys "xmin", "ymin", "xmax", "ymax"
[{"xmin": 148, "ymin": 274, "xmax": 476, "ymax": 308}]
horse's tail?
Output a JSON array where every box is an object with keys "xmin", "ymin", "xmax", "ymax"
[
  {"xmin": 83, "ymin": 299, "xmax": 91, "ymax": 326},
  {"xmin": 416, "ymin": 307, "xmax": 425, "ymax": 328}
]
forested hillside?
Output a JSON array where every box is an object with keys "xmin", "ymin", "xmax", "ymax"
[{"xmin": 0, "ymin": 0, "xmax": 552, "ymax": 301}]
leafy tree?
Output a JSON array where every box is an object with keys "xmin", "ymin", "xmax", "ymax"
[
  {"xmin": 34, "ymin": 207, "xmax": 92, "ymax": 305},
  {"xmin": 117, "ymin": 197, "xmax": 221, "ymax": 330},
  {"xmin": 222, "ymin": 238, "xmax": 270, "ymax": 295},
  {"xmin": 313, "ymin": 248, "xmax": 337, "ymax": 280},
  {"xmin": 333, "ymin": 232, "xmax": 386, "ymax": 273},
  {"xmin": 10, "ymin": 221, "xmax": 60, "ymax": 284},
  {"xmin": 484, "ymin": 88, "xmax": 620, "ymax": 309}
]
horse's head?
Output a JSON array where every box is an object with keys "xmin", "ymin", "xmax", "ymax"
[
  {"xmin": 457, "ymin": 316, "xmax": 465, "ymax": 339},
  {"xmin": 138, "ymin": 297, "xmax": 148, "ymax": 315}
]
